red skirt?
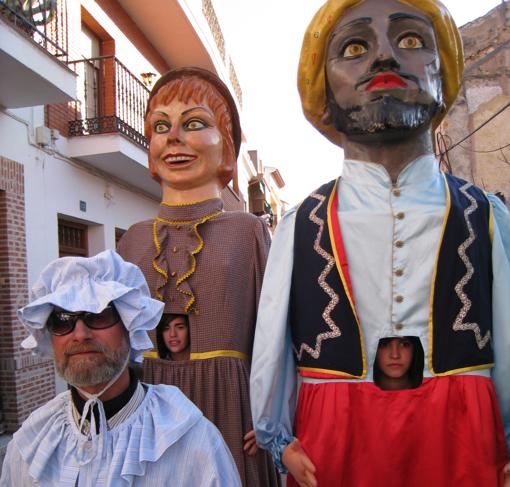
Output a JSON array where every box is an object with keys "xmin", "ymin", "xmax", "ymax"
[{"xmin": 288, "ymin": 376, "xmax": 508, "ymax": 487}]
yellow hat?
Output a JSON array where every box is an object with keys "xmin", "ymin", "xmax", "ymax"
[{"xmin": 298, "ymin": 0, "xmax": 464, "ymax": 145}]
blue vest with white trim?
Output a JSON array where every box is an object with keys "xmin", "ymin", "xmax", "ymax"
[{"xmin": 289, "ymin": 174, "xmax": 493, "ymax": 378}]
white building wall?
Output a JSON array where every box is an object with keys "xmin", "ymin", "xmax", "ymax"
[
  {"xmin": 75, "ymin": 0, "xmax": 159, "ymax": 77},
  {"xmin": 0, "ymin": 108, "xmax": 159, "ymax": 290}
]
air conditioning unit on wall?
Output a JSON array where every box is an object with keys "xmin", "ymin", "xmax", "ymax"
[{"xmin": 35, "ymin": 126, "xmax": 60, "ymax": 146}]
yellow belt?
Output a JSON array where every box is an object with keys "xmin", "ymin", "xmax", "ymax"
[{"xmin": 143, "ymin": 350, "xmax": 249, "ymax": 361}]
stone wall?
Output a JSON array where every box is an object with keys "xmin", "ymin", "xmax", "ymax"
[{"xmin": 440, "ymin": 3, "xmax": 510, "ymax": 206}]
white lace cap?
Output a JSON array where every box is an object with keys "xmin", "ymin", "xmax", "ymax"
[{"xmin": 18, "ymin": 249, "xmax": 164, "ymax": 362}]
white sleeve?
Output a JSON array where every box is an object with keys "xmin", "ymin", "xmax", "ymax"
[
  {"xmin": 487, "ymin": 194, "xmax": 510, "ymax": 451},
  {"xmin": 250, "ymin": 208, "xmax": 298, "ymax": 472},
  {"xmin": 0, "ymin": 440, "xmax": 35, "ymax": 487},
  {"xmin": 188, "ymin": 420, "xmax": 242, "ymax": 487}
]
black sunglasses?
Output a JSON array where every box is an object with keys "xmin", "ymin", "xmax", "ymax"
[{"xmin": 47, "ymin": 304, "xmax": 121, "ymax": 336}]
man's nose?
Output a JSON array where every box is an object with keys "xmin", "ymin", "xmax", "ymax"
[
  {"xmin": 72, "ymin": 319, "xmax": 93, "ymax": 340},
  {"xmin": 370, "ymin": 38, "xmax": 400, "ymax": 72}
]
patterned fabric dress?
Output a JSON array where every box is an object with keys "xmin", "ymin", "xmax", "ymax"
[{"xmin": 118, "ymin": 198, "xmax": 280, "ymax": 487}]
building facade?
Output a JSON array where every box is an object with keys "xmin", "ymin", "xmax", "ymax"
[
  {"xmin": 439, "ymin": 2, "xmax": 510, "ymax": 206},
  {"xmin": 0, "ymin": 0, "xmax": 283, "ymax": 460},
  {"xmin": 247, "ymin": 150, "xmax": 286, "ymax": 233}
]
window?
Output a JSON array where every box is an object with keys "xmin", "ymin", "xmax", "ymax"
[
  {"xmin": 58, "ymin": 219, "xmax": 88, "ymax": 257},
  {"xmin": 115, "ymin": 227, "xmax": 126, "ymax": 249}
]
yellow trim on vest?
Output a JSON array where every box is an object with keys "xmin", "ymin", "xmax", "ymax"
[
  {"xmin": 326, "ymin": 178, "xmax": 367, "ymax": 379},
  {"xmin": 189, "ymin": 350, "xmax": 249, "ymax": 361},
  {"xmin": 432, "ymin": 362, "xmax": 494, "ymax": 377},
  {"xmin": 298, "ymin": 366, "xmax": 364, "ymax": 379},
  {"xmin": 143, "ymin": 351, "xmax": 159, "ymax": 358},
  {"xmin": 489, "ymin": 203, "xmax": 494, "ymax": 243},
  {"xmin": 428, "ymin": 173, "xmax": 451, "ymax": 376}
]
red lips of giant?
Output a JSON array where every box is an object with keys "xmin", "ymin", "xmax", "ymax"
[{"xmin": 366, "ymin": 73, "xmax": 407, "ymax": 91}]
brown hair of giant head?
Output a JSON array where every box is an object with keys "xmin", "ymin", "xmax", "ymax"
[{"xmin": 144, "ymin": 67, "xmax": 241, "ymax": 188}]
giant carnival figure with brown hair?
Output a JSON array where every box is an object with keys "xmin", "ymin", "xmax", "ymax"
[
  {"xmin": 118, "ymin": 67, "xmax": 280, "ymax": 486},
  {"xmin": 250, "ymin": 1, "xmax": 510, "ymax": 486}
]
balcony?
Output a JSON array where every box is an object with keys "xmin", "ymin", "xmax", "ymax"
[
  {"xmin": 0, "ymin": 0, "xmax": 76, "ymax": 108},
  {"xmin": 65, "ymin": 56, "xmax": 161, "ymax": 198}
]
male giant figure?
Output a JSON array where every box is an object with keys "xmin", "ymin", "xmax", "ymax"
[
  {"xmin": 250, "ymin": 1, "xmax": 510, "ymax": 486},
  {"xmin": 0, "ymin": 250, "xmax": 241, "ymax": 486}
]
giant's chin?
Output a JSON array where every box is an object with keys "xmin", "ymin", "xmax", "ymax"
[{"xmin": 330, "ymin": 96, "xmax": 441, "ymax": 143}]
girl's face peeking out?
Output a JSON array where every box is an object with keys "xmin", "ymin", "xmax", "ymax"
[
  {"xmin": 375, "ymin": 337, "xmax": 414, "ymax": 384},
  {"xmin": 162, "ymin": 315, "xmax": 190, "ymax": 359}
]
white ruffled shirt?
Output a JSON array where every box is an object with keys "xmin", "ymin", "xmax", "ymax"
[{"xmin": 0, "ymin": 384, "xmax": 241, "ymax": 486}]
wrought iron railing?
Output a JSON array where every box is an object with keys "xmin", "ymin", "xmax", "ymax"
[
  {"xmin": 0, "ymin": 0, "xmax": 68, "ymax": 62},
  {"xmin": 67, "ymin": 56, "xmax": 149, "ymax": 149}
]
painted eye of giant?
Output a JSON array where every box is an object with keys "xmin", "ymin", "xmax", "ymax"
[
  {"xmin": 185, "ymin": 118, "xmax": 208, "ymax": 131},
  {"xmin": 342, "ymin": 41, "xmax": 368, "ymax": 59},
  {"xmin": 398, "ymin": 34, "xmax": 424, "ymax": 49},
  {"xmin": 154, "ymin": 121, "xmax": 170, "ymax": 134}
]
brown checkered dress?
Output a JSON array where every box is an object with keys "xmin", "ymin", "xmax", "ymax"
[{"xmin": 118, "ymin": 198, "xmax": 280, "ymax": 487}]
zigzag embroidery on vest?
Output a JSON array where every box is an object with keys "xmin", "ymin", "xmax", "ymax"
[
  {"xmin": 453, "ymin": 182, "xmax": 491, "ymax": 350},
  {"xmin": 294, "ymin": 192, "xmax": 341, "ymax": 361}
]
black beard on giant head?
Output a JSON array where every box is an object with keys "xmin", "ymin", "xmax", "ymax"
[{"xmin": 326, "ymin": 93, "xmax": 442, "ymax": 142}]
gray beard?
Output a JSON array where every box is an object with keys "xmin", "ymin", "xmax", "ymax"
[
  {"xmin": 328, "ymin": 96, "xmax": 440, "ymax": 138},
  {"xmin": 54, "ymin": 339, "xmax": 129, "ymax": 388}
]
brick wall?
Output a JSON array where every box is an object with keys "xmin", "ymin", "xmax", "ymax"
[
  {"xmin": 46, "ymin": 101, "xmax": 78, "ymax": 137},
  {"xmin": 0, "ymin": 157, "xmax": 55, "ymax": 433}
]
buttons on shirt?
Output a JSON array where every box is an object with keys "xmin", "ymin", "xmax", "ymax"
[
  {"xmin": 171, "ymin": 271, "xmax": 177, "ymax": 277},
  {"xmin": 392, "ymin": 188, "xmax": 401, "ymax": 197},
  {"xmin": 395, "ymin": 240, "xmax": 405, "ymax": 248},
  {"xmin": 395, "ymin": 295, "xmax": 404, "ymax": 303},
  {"xmin": 172, "ymin": 246, "xmax": 178, "ymax": 253},
  {"xmin": 395, "ymin": 212, "xmax": 405, "ymax": 220},
  {"xmin": 395, "ymin": 269, "xmax": 404, "ymax": 277},
  {"xmin": 393, "ymin": 323, "xmax": 404, "ymax": 331},
  {"xmin": 176, "ymin": 225, "xmax": 182, "ymax": 230}
]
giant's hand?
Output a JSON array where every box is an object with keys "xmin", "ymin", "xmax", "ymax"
[
  {"xmin": 503, "ymin": 461, "xmax": 510, "ymax": 487},
  {"xmin": 243, "ymin": 430, "xmax": 258, "ymax": 456},
  {"xmin": 282, "ymin": 439, "xmax": 317, "ymax": 487}
]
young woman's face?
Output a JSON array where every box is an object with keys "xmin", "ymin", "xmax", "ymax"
[
  {"xmin": 162, "ymin": 316, "xmax": 190, "ymax": 356},
  {"xmin": 147, "ymin": 98, "xmax": 223, "ymax": 192},
  {"xmin": 375, "ymin": 337, "xmax": 414, "ymax": 379}
]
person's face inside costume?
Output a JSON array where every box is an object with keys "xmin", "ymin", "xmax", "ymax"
[
  {"xmin": 324, "ymin": 0, "xmax": 443, "ymax": 142},
  {"xmin": 50, "ymin": 305, "xmax": 130, "ymax": 390},
  {"xmin": 162, "ymin": 315, "xmax": 190, "ymax": 361},
  {"xmin": 375, "ymin": 337, "xmax": 414, "ymax": 389}
]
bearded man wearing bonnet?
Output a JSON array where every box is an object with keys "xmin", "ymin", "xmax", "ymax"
[{"xmin": 250, "ymin": 0, "xmax": 510, "ymax": 485}]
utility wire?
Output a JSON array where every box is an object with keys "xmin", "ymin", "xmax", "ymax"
[
  {"xmin": 458, "ymin": 142, "xmax": 510, "ymax": 153},
  {"xmin": 446, "ymin": 100, "xmax": 510, "ymax": 152}
]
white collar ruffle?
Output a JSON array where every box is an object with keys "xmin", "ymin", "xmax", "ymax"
[{"xmin": 12, "ymin": 384, "xmax": 202, "ymax": 486}]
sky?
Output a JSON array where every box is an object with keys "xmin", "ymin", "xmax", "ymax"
[{"xmin": 213, "ymin": 0, "xmax": 505, "ymax": 206}]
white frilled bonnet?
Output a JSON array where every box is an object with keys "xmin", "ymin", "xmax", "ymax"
[{"xmin": 18, "ymin": 249, "xmax": 164, "ymax": 363}]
